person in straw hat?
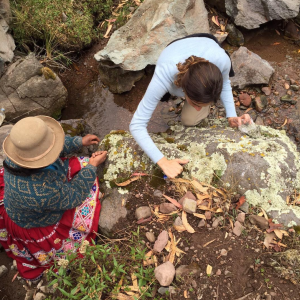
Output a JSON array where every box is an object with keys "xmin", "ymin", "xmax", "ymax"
[{"xmin": 0, "ymin": 116, "xmax": 107, "ymax": 281}]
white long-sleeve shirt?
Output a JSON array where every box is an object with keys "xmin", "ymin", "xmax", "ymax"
[{"xmin": 130, "ymin": 37, "xmax": 237, "ymax": 164}]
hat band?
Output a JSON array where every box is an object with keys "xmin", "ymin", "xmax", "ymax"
[{"xmin": 16, "ymin": 133, "xmax": 56, "ymax": 162}]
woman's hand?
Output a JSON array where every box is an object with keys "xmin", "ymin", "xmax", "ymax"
[
  {"xmin": 228, "ymin": 114, "xmax": 251, "ymax": 128},
  {"xmin": 157, "ymin": 157, "xmax": 189, "ymax": 178},
  {"xmin": 89, "ymin": 151, "xmax": 107, "ymax": 167},
  {"xmin": 82, "ymin": 134, "xmax": 100, "ymax": 146}
]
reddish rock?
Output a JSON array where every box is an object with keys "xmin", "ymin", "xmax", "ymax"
[
  {"xmin": 179, "ymin": 191, "xmax": 196, "ymax": 205},
  {"xmin": 159, "ymin": 203, "xmax": 177, "ymax": 214},
  {"xmin": 254, "ymin": 95, "xmax": 267, "ymax": 112},
  {"xmin": 238, "ymin": 93, "xmax": 251, "ymax": 107}
]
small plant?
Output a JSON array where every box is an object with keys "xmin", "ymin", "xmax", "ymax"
[{"xmin": 46, "ymin": 229, "xmax": 155, "ymax": 299}]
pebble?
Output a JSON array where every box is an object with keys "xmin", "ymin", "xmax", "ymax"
[
  {"xmin": 265, "ymin": 295, "xmax": 271, "ymax": 300},
  {"xmin": 182, "ymin": 198, "xmax": 197, "ymax": 214},
  {"xmin": 284, "ymin": 83, "xmax": 290, "ymax": 90},
  {"xmin": 290, "ymin": 85, "xmax": 299, "ymax": 91},
  {"xmin": 254, "ymin": 95, "xmax": 267, "ymax": 112},
  {"xmin": 128, "ymin": 6, "xmax": 135, "ymax": 12},
  {"xmin": 25, "ymin": 290, "xmax": 35, "ymax": 300},
  {"xmin": 175, "ymin": 263, "xmax": 200, "ymax": 279},
  {"xmin": 216, "ymin": 269, "xmax": 222, "ymax": 276},
  {"xmin": 158, "ymin": 286, "xmax": 176, "ymax": 295},
  {"xmin": 155, "ymin": 261, "xmax": 175, "ymax": 286},
  {"xmin": 39, "ymin": 286, "xmax": 50, "ymax": 294},
  {"xmin": 135, "ymin": 206, "xmax": 151, "ymax": 220},
  {"xmin": 34, "ymin": 293, "xmax": 46, "ymax": 300},
  {"xmin": 198, "ymin": 219, "xmax": 206, "ymax": 227},
  {"xmin": 184, "ymin": 247, "xmax": 189, "ymax": 251},
  {"xmin": 239, "ymin": 202, "xmax": 249, "ymax": 213},
  {"xmin": 239, "ymin": 93, "xmax": 252, "ymax": 107},
  {"xmin": 261, "ymin": 86, "xmax": 271, "ymax": 96},
  {"xmin": 220, "ymin": 249, "xmax": 228, "ymax": 256},
  {"xmin": 153, "ymin": 230, "xmax": 169, "ymax": 253},
  {"xmin": 173, "ymin": 216, "xmax": 183, "ymax": 227},
  {"xmin": 205, "ymin": 211, "xmax": 212, "ymax": 220},
  {"xmin": 212, "ymin": 216, "xmax": 223, "ymax": 228},
  {"xmin": 159, "ymin": 203, "xmax": 177, "ymax": 214},
  {"xmin": 0, "ymin": 265, "xmax": 8, "ymax": 277},
  {"xmin": 284, "ymin": 75, "xmax": 290, "ymax": 81},
  {"xmin": 237, "ymin": 212, "xmax": 245, "ymax": 223},
  {"xmin": 11, "ymin": 260, "xmax": 17, "ymax": 270},
  {"xmin": 153, "ymin": 190, "xmax": 163, "ymax": 198},
  {"xmin": 255, "ymin": 116, "xmax": 264, "ymax": 126},
  {"xmin": 179, "ymin": 191, "xmax": 196, "ymax": 205},
  {"xmin": 146, "ymin": 232, "xmax": 155, "ymax": 243},
  {"xmin": 233, "ymin": 221, "xmax": 244, "ymax": 236},
  {"xmin": 248, "ymin": 215, "xmax": 269, "ymax": 229}
]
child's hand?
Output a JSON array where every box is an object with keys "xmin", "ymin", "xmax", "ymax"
[{"xmin": 89, "ymin": 151, "xmax": 107, "ymax": 167}]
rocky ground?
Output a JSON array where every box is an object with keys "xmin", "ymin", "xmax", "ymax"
[{"xmin": 2, "ymin": 18, "xmax": 300, "ymax": 300}]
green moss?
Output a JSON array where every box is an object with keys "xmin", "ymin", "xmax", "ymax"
[
  {"xmin": 149, "ymin": 168, "xmax": 165, "ymax": 189},
  {"xmin": 177, "ymin": 144, "xmax": 188, "ymax": 151},
  {"xmin": 61, "ymin": 123, "xmax": 84, "ymax": 137},
  {"xmin": 51, "ymin": 109, "xmax": 62, "ymax": 120},
  {"xmin": 41, "ymin": 67, "xmax": 56, "ymax": 80},
  {"xmin": 164, "ymin": 137, "xmax": 175, "ymax": 143}
]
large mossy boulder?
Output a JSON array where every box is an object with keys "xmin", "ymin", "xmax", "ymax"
[{"xmin": 98, "ymin": 123, "xmax": 300, "ymax": 227}]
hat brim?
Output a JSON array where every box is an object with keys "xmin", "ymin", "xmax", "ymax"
[{"xmin": 3, "ymin": 116, "xmax": 65, "ymax": 169}]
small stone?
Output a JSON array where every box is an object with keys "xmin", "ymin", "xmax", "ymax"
[
  {"xmin": 255, "ymin": 116, "xmax": 264, "ymax": 126},
  {"xmin": 270, "ymin": 292, "xmax": 277, "ymax": 297},
  {"xmin": 205, "ymin": 211, "xmax": 212, "ymax": 220},
  {"xmin": 233, "ymin": 221, "xmax": 244, "ymax": 236},
  {"xmin": 290, "ymin": 85, "xmax": 299, "ymax": 91},
  {"xmin": 34, "ymin": 292, "xmax": 46, "ymax": 300},
  {"xmin": 146, "ymin": 232, "xmax": 156, "ymax": 243},
  {"xmin": 0, "ymin": 265, "xmax": 8, "ymax": 277},
  {"xmin": 135, "ymin": 206, "xmax": 151, "ymax": 220},
  {"xmin": 287, "ymin": 90, "xmax": 292, "ymax": 96},
  {"xmin": 212, "ymin": 216, "xmax": 223, "ymax": 228},
  {"xmin": 261, "ymin": 87, "xmax": 271, "ymax": 96},
  {"xmin": 128, "ymin": 6, "xmax": 135, "ymax": 12},
  {"xmin": 158, "ymin": 287, "xmax": 169, "ymax": 295},
  {"xmin": 179, "ymin": 191, "xmax": 196, "ymax": 205},
  {"xmin": 284, "ymin": 83, "xmax": 290, "ymax": 90},
  {"xmin": 159, "ymin": 203, "xmax": 177, "ymax": 214},
  {"xmin": 284, "ymin": 75, "xmax": 290, "ymax": 81},
  {"xmin": 238, "ymin": 93, "xmax": 251, "ymax": 107},
  {"xmin": 25, "ymin": 290, "xmax": 35, "ymax": 300},
  {"xmin": 254, "ymin": 95, "xmax": 268, "ymax": 112},
  {"xmin": 173, "ymin": 216, "xmax": 183, "ymax": 227},
  {"xmin": 184, "ymin": 247, "xmax": 189, "ymax": 251},
  {"xmin": 182, "ymin": 198, "xmax": 197, "ymax": 214},
  {"xmin": 169, "ymin": 107, "xmax": 175, "ymax": 112},
  {"xmin": 198, "ymin": 219, "xmax": 205, "ymax": 227},
  {"xmin": 239, "ymin": 202, "xmax": 249, "ymax": 213},
  {"xmin": 155, "ymin": 261, "xmax": 175, "ymax": 286},
  {"xmin": 191, "ymin": 280, "xmax": 197, "ymax": 288},
  {"xmin": 220, "ymin": 249, "xmax": 228, "ymax": 256},
  {"xmin": 216, "ymin": 269, "xmax": 222, "ymax": 276},
  {"xmin": 248, "ymin": 215, "xmax": 269, "ymax": 230},
  {"xmin": 153, "ymin": 190, "xmax": 163, "ymax": 198},
  {"xmin": 265, "ymin": 295, "xmax": 271, "ymax": 300},
  {"xmin": 280, "ymin": 95, "xmax": 297, "ymax": 105},
  {"xmin": 237, "ymin": 212, "xmax": 245, "ymax": 223},
  {"xmin": 153, "ymin": 230, "xmax": 169, "ymax": 253},
  {"xmin": 224, "ymin": 270, "xmax": 230, "ymax": 276}
]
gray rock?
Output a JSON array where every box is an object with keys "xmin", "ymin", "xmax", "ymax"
[
  {"xmin": 153, "ymin": 230, "xmax": 169, "ymax": 253},
  {"xmin": 280, "ymin": 95, "xmax": 297, "ymax": 105},
  {"xmin": 231, "ymin": 47, "xmax": 274, "ymax": 89},
  {"xmin": 255, "ymin": 116, "xmax": 264, "ymax": 126},
  {"xmin": 99, "ymin": 125, "xmax": 300, "ymax": 226},
  {"xmin": 175, "ymin": 263, "xmax": 200, "ymax": 279},
  {"xmin": 225, "ymin": 0, "xmax": 300, "ymax": 29},
  {"xmin": 212, "ymin": 216, "xmax": 223, "ymax": 228},
  {"xmin": 213, "ymin": 32, "xmax": 228, "ymax": 44},
  {"xmin": 239, "ymin": 202, "xmax": 249, "ymax": 214},
  {"xmin": 155, "ymin": 261, "xmax": 175, "ymax": 286},
  {"xmin": 39, "ymin": 286, "xmax": 50, "ymax": 294},
  {"xmin": 249, "ymin": 215, "xmax": 269, "ymax": 229},
  {"xmin": 34, "ymin": 293, "xmax": 46, "ymax": 300},
  {"xmin": 25, "ymin": 290, "xmax": 35, "ymax": 300},
  {"xmin": 226, "ymin": 24, "xmax": 244, "ymax": 46},
  {"xmin": 290, "ymin": 85, "xmax": 299, "ymax": 91},
  {"xmin": 158, "ymin": 286, "xmax": 176, "ymax": 295},
  {"xmin": 98, "ymin": 189, "xmax": 128, "ymax": 236},
  {"xmin": 159, "ymin": 203, "xmax": 177, "ymax": 214},
  {"xmin": 182, "ymin": 198, "xmax": 197, "ymax": 214},
  {"xmin": 135, "ymin": 206, "xmax": 151, "ymax": 220},
  {"xmin": 198, "ymin": 219, "xmax": 206, "ymax": 227},
  {"xmin": 220, "ymin": 249, "xmax": 228, "ymax": 256},
  {"xmin": 146, "ymin": 231, "xmax": 156, "ymax": 243},
  {"xmin": 0, "ymin": 26, "xmax": 15, "ymax": 62},
  {"xmin": 94, "ymin": 0, "xmax": 209, "ymax": 92},
  {"xmin": 0, "ymin": 0, "xmax": 11, "ymax": 24},
  {"xmin": 153, "ymin": 189, "xmax": 163, "ymax": 198},
  {"xmin": 0, "ymin": 54, "xmax": 67, "ymax": 121},
  {"xmin": 173, "ymin": 216, "xmax": 183, "ymax": 227},
  {"xmin": 0, "ymin": 265, "xmax": 8, "ymax": 277}
]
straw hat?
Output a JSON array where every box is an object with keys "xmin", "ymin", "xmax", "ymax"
[{"xmin": 3, "ymin": 116, "xmax": 65, "ymax": 169}]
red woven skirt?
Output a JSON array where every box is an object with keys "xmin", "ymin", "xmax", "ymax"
[{"xmin": 0, "ymin": 157, "xmax": 101, "ymax": 281}]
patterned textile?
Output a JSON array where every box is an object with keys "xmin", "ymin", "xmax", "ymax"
[
  {"xmin": 0, "ymin": 157, "xmax": 102, "ymax": 280},
  {"xmin": 3, "ymin": 136, "xmax": 97, "ymax": 228}
]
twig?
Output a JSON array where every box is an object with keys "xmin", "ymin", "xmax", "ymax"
[{"xmin": 234, "ymin": 292, "xmax": 252, "ymax": 300}]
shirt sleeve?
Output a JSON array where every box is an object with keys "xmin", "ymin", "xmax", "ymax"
[
  {"xmin": 60, "ymin": 136, "xmax": 83, "ymax": 156},
  {"xmin": 43, "ymin": 164, "xmax": 97, "ymax": 210},
  {"xmin": 220, "ymin": 57, "xmax": 237, "ymax": 118},
  {"xmin": 129, "ymin": 68, "xmax": 169, "ymax": 163}
]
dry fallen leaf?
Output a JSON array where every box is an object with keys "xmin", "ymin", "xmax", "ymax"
[
  {"xmin": 206, "ymin": 264, "xmax": 212, "ymax": 276},
  {"xmin": 182, "ymin": 211, "xmax": 195, "ymax": 233},
  {"xmin": 220, "ymin": 24, "xmax": 226, "ymax": 32},
  {"xmin": 267, "ymin": 219, "xmax": 283, "ymax": 233},
  {"xmin": 203, "ymin": 239, "xmax": 216, "ymax": 247},
  {"xmin": 264, "ymin": 232, "xmax": 276, "ymax": 248},
  {"xmin": 280, "ymin": 118, "xmax": 287, "ymax": 128},
  {"xmin": 274, "ymin": 229, "xmax": 283, "ymax": 240},
  {"xmin": 103, "ymin": 24, "xmax": 113, "ymax": 38},
  {"xmin": 275, "ymin": 29, "xmax": 281, "ymax": 35},
  {"xmin": 162, "ymin": 194, "xmax": 182, "ymax": 209},
  {"xmin": 212, "ymin": 16, "xmax": 220, "ymax": 27},
  {"xmin": 184, "ymin": 290, "xmax": 189, "ymax": 298},
  {"xmin": 245, "ymin": 107, "xmax": 253, "ymax": 113},
  {"xmin": 272, "ymin": 42, "xmax": 281, "ymax": 45},
  {"xmin": 260, "ymin": 208, "xmax": 268, "ymax": 220},
  {"xmin": 236, "ymin": 195, "xmax": 246, "ymax": 210},
  {"xmin": 115, "ymin": 176, "xmax": 140, "ymax": 186},
  {"xmin": 193, "ymin": 213, "xmax": 206, "ymax": 220},
  {"xmin": 173, "ymin": 225, "xmax": 187, "ymax": 233},
  {"xmin": 191, "ymin": 180, "xmax": 209, "ymax": 194}
]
